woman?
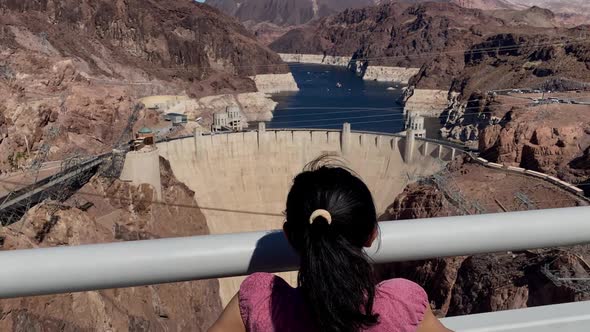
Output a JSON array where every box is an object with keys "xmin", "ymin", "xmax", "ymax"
[{"xmin": 209, "ymin": 161, "xmax": 451, "ymax": 332}]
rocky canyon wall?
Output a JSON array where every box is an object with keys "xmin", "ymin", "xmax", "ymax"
[
  {"xmin": 0, "ymin": 0, "xmax": 291, "ymax": 173},
  {"xmin": 378, "ymin": 159, "xmax": 590, "ymax": 317},
  {"xmin": 164, "ymin": 92, "xmax": 279, "ymax": 126},
  {"xmin": 478, "ymin": 104, "xmax": 590, "ymax": 184},
  {"xmin": 279, "ymin": 53, "xmax": 421, "ymax": 84},
  {"xmin": 437, "ymin": 92, "xmax": 590, "ymax": 185},
  {"xmin": 0, "ymin": 158, "xmax": 222, "ymax": 331}
]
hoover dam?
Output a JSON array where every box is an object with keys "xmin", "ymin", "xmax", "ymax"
[{"xmin": 156, "ymin": 124, "xmax": 462, "ymax": 303}]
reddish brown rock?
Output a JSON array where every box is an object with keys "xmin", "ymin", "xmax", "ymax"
[
  {"xmin": 270, "ymin": 2, "xmax": 590, "ymax": 92},
  {"xmin": 377, "ymin": 160, "xmax": 590, "ymax": 317},
  {"xmin": 0, "ymin": 157, "xmax": 222, "ymax": 331},
  {"xmin": 0, "ymin": 0, "xmax": 289, "ymax": 173},
  {"xmin": 479, "ymin": 101, "xmax": 590, "ymax": 183}
]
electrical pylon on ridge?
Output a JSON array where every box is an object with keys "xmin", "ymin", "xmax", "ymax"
[
  {"xmin": 514, "ymin": 191, "xmax": 536, "ymax": 210},
  {"xmin": 431, "ymin": 168, "xmax": 486, "ymax": 215},
  {"xmin": 0, "ymin": 125, "xmax": 61, "ymax": 227},
  {"xmin": 541, "ymin": 254, "xmax": 590, "ymax": 294},
  {"xmin": 100, "ymin": 103, "xmax": 142, "ymax": 180}
]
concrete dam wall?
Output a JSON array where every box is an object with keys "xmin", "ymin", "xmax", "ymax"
[{"xmin": 157, "ymin": 126, "xmax": 462, "ymax": 304}]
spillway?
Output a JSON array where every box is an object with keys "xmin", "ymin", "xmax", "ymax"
[{"xmin": 157, "ymin": 126, "xmax": 459, "ymax": 304}]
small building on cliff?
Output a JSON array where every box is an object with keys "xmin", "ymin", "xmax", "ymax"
[{"xmin": 164, "ymin": 113, "xmax": 188, "ymax": 126}]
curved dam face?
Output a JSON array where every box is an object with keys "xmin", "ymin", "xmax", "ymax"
[{"xmin": 158, "ymin": 127, "xmax": 460, "ymax": 304}]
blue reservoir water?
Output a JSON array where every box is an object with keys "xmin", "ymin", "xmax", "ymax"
[{"xmin": 267, "ymin": 64, "xmax": 407, "ymax": 133}]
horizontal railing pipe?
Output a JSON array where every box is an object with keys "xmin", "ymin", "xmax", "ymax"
[{"xmin": 1, "ymin": 207, "xmax": 589, "ymax": 298}]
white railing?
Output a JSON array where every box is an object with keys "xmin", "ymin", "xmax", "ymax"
[
  {"xmin": 441, "ymin": 300, "xmax": 590, "ymax": 332},
  {"xmin": 1, "ymin": 207, "xmax": 589, "ymax": 298}
]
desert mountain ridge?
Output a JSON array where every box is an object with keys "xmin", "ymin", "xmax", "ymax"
[
  {"xmin": 0, "ymin": 0, "xmax": 290, "ymax": 172},
  {"xmin": 270, "ymin": 2, "xmax": 590, "ymax": 93},
  {"xmin": 205, "ymin": 0, "xmax": 589, "ymax": 45},
  {"xmin": 205, "ymin": 0, "xmax": 590, "ymax": 27}
]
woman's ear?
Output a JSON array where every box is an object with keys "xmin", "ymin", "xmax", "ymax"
[{"xmin": 364, "ymin": 226, "xmax": 378, "ymax": 248}]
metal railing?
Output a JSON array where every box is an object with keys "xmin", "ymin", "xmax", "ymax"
[
  {"xmin": 441, "ymin": 300, "xmax": 590, "ymax": 331},
  {"xmin": 1, "ymin": 207, "xmax": 589, "ymax": 298}
]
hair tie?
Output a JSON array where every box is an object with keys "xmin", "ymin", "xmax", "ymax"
[{"xmin": 309, "ymin": 209, "xmax": 332, "ymax": 225}]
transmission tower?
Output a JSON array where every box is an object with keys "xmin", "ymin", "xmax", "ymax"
[
  {"xmin": 431, "ymin": 169, "xmax": 487, "ymax": 215},
  {"xmin": 541, "ymin": 254, "xmax": 590, "ymax": 294},
  {"xmin": 0, "ymin": 91, "xmax": 94, "ymax": 227},
  {"xmin": 514, "ymin": 191, "xmax": 536, "ymax": 210},
  {"xmin": 115, "ymin": 103, "xmax": 142, "ymax": 149},
  {"xmin": 0, "ymin": 125, "xmax": 61, "ymax": 225},
  {"xmin": 1, "ymin": 99, "xmax": 143, "ymax": 227},
  {"xmin": 100, "ymin": 103, "xmax": 142, "ymax": 179}
]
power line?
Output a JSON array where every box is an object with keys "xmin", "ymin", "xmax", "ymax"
[
  {"xmin": 0, "ymin": 171, "xmax": 580, "ymax": 201},
  {"xmin": 249, "ymin": 37, "xmax": 590, "ymax": 70},
  {"xmin": 0, "ymin": 176, "xmax": 585, "ymax": 214},
  {"xmin": 268, "ymin": 95, "xmax": 590, "ymax": 121},
  {"xmin": 270, "ymin": 118, "xmax": 407, "ymax": 129},
  {"xmin": 58, "ymin": 38, "xmax": 590, "ymax": 80},
  {"xmin": 269, "ymin": 112, "xmax": 406, "ymax": 125}
]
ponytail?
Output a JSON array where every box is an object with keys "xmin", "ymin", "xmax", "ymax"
[
  {"xmin": 299, "ymin": 218, "xmax": 378, "ymax": 332},
  {"xmin": 285, "ymin": 162, "xmax": 380, "ymax": 332}
]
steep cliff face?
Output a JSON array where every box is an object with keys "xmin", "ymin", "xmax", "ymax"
[
  {"xmin": 378, "ymin": 160, "xmax": 590, "ymax": 317},
  {"xmin": 453, "ymin": 31, "xmax": 590, "ymax": 98},
  {"xmin": 206, "ymin": 0, "xmax": 376, "ymax": 26},
  {"xmin": 271, "ymin": 2, "xmax": 500, "ymax": 82},
  {"xmin": 1, "ymin": 0, "xmax": 287, "ymax": 78},
  {"xmin": 440, "ymin": 91, "xmax": 506, "ymax": 145},
  {"xmin": 0, "ymin": 0, "xmax": 289, "ymax": 173},
  {"xmin": 205, "ymin": 0, "xmax": 537, "ymax": 27},
  {"xmin": 439, "ymin": 28, "xmax": 590, "ymax": 166},
  {"xmin": 0, "ymin": 157, "xmax": 222, "ymax": 331}
]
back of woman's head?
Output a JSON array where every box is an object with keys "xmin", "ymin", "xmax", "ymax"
[{"xmin": 284, "ymin": 158, "xmax": 379, "ymax": 332}]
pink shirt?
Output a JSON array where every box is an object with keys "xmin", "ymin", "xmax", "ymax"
[{"xmin": 239, "ymin": 272, "xmax": 428, "ymax": 332}]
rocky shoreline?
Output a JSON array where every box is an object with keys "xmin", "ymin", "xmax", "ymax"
[
  {"xmin": 278, "ymin": 53, "xmax": 421, "ymax": 85},
  {"xmin": 152, "ymin": 73, "xmax": 300, "ymax": 128},
  {"xmin": 250, "ymin": 73, "xmax": 299, "ymax": 94},
  {"xmin": 403, "ymin": 88, "xmax": 452, "ymax": 117},
  {"xmin": 278, "ymin": 53, "xmax": 351, "ymax": 66},
  {"xmin": 363, "ymin": 66, "xmax": 421, "ymax": 84},
  {"xmin": 162, "ymin": 92, "xmax": 279, "ymax": 126}
]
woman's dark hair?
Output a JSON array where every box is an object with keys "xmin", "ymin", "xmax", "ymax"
[{"xmin": 284, "ymin": 157, "xmax": 379, "ymax": 332}]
